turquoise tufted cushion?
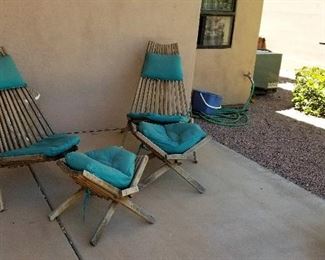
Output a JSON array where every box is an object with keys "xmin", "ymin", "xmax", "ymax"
[
  {"xmin": 127, "ymin": 112, "xmax": 190, "ymax": 124},
  {"xmin": 138, "ymin": 122, "xmax": 207, "ymax": 154},
  {"xmin": 141, "ymin": 53, "xmax": 183, "ymax": 81},
  {"xmin": 0, "ymin": 55, "xmax": 26, "ymax": 90},
  {"xmin": 65, "ymin": 146, "xmax": 136, "ymax": 189},
  {"xmin": 0, "ymin": 134, "xmax": 80, "ymax": 157}
]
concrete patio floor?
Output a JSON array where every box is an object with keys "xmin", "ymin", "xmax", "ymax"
[{"xmin": 1, "ymin": 131, "xmax": 325, "ymax": 259}]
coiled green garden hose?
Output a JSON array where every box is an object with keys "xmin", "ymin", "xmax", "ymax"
[{"xmin": 192, "ymin": 73, "xmax": 255, "ymax": 127}]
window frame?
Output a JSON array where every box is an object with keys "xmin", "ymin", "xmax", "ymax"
[{"xmin": 197, "ymin": 0, "xmax": 237, "ymax": 49}]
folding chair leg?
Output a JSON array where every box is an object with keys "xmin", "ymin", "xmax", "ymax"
[
  {"xmin": 90, "ymin": 201, "xmax": 117, "ymax": 246},
  {"xmin": 0, "ymin": 189, "xmax": 4, "ymax": 212},
  {"xmin": 168, "ymin": 164, "xmax": 205, "ymax": 194},
  {"xmin": 119, "ymin": 198, "xmax": 155, "ymax": 224},
  {"xmin": 139, "ymin": 165, "xmax": 170, "ymax": 190},
  {"xmin": 48, "ymin": 188, "xmax": 84, "ymax": 221}
]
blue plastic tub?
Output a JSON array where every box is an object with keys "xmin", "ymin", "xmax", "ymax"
[{"xmin": 191, "ymin": 89, "xmax": 223, "ymax": 115}]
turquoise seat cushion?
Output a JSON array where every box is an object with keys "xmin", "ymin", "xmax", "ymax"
[
  {"xmin": 127, "ymin": 112, "xmax": 190, "ymax": 124},
  {"xmin": 141, "ymin": 53, "xmax": 183, "ymax": 81},
  {"xmin": 65, "ymin": 146, "xmax": 136, "ymax": 189},
  {"xmin": 0, "ymin": 55, "xmax": 26, "ymax": 90},
  {"xmin": 138, "ymin": 122, "xmax": 207, "ymax": 154},
  {"xmin": 0, "ymin": 134, "xmax": 80, "ymax": 157}
]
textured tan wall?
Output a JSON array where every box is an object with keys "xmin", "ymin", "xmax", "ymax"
[
  {"xmin": 194, "ymin": 0, "xmax": 264, "ymax": 105},
  {"xmin": 0, "ymin": 0, "xmax": 201, "ymax": 132},
  {"xmin": 259, "ymin": 0, "xmax": 325, "ymax": 74}
]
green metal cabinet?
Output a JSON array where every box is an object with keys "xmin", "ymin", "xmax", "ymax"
[{"xmin": 253, "ymin": 50, "xmax": 282, "ymax": 90}]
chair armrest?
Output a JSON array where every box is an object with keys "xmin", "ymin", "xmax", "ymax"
[
  {"xmin": 120, "ymin": 186, "xmax": 140, "ymax": 197},
  {"xmin": 130, "ymin": 155, "xmax": 149, "ymax": 187}
]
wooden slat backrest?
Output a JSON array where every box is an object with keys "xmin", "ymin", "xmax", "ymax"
[
  {"xmin": 130, "ymin": 41, "xmax": 189, "ymax": 116},
  {"xmin": 0, "ymin": 47, "xmax": 54, "ymax": 153}
]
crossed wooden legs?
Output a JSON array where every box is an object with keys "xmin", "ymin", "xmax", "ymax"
[
  {"xmin": 139, "ymin": 165, "xmax": 170, "ymax": 190},
  {"xmin": 168, "ymin": 163, "xmax": 205, "ymax": 194},
  {"xmin": 140, "ymin": 161, "xmax": 206, "ymax": 194},
  {"xmin": 90, "ymin": 201, "xmax": 118, "ymax": 246},
  {"xmin": 49, "ymin": 188, "xmax": 155, "ymax": 246},
  {"xmin": 48, "ymin": 188, "xmax": 84, "ymax": 221},
  {"xmin": 0, "ymin": 189, "xmax": 4, "ymax": 212}
]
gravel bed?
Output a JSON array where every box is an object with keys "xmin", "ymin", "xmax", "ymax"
[{"xmin": 197, "ymin": 88, "xmax": 325, "ymax": 198}]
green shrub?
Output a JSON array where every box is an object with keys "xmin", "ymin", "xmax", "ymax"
[{"xmin": 292, "ymin": 67, "xmax": 325, "ymax": 118}]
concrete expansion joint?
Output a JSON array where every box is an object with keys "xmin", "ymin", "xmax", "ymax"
[{"xmin": 28, "ymin": 166, "xmax": 83, "ymax": 260}]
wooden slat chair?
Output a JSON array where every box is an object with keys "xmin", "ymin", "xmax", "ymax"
[
  {"xmin": 0, "ymin": 47, "xmax": 80, "ymax": 212},
  {"xmin": 49, "ymin": 148, "xmax": 154, "ymax": 246},
  {"xmin": 126, "ymin": 41, "xmax": 211, "ymax": 194}
]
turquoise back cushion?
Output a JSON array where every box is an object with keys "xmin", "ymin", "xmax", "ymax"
[
  {"xmin": 0, "ymin": 55, "xmax": 26, "ymax": 90},
  {"xmin": 141, "ymin": 53, "xmax": 183, "ymax": 81}
]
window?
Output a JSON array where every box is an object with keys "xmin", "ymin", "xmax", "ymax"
[{"xmin": 197, "ymin": 0, "xmax": 237, "ymax": 49}]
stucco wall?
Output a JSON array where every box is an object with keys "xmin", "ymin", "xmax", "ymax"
[
  {"xmin": 259, "ymin": 0, "xmax": 325, "ymax": 75},
  {"xmin": 193, "ymin": 0, "xmax": 264, "ymax": 105},
  {"xmin": 0, "ymin": 0, "xmax": 201, "ymax": 132}
]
